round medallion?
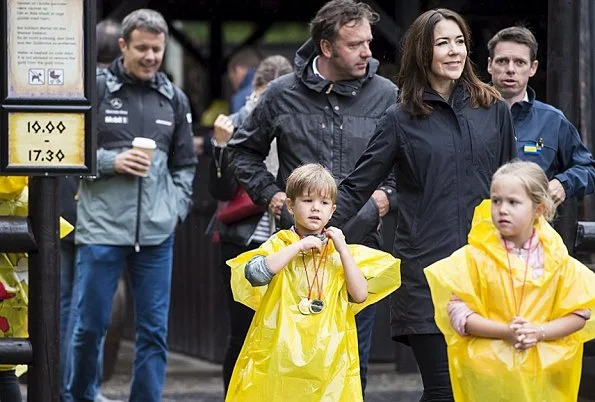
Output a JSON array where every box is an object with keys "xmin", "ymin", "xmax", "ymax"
[
  {"xmin": 298, "ymin": 298, "xmax": 311, "ymax": 315},
  {"xmin": 309, "ymin": 299, "xmax": 325, "ymax": 314}
]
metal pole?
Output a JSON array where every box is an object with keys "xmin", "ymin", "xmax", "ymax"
[
  {"xmin": 547, "ymin": 0, "xmax": 581, "ymax": 252},
  {"xmin": 27, "ymin": 177, "xmax": 60, "ymax": 401}
]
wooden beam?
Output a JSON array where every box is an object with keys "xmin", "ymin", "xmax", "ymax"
[{"xmin": 167, "ymin": 22, "xmax": 208, "ymax": 68}]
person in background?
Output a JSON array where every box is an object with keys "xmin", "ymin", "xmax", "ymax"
[
  {"xmin": 227, "ymin": 47, "xmax": 262, "ymax": 113},
  {"xmin": 208, "ymin": 54, "xmax": 293, "ymax": 394},
  {"xmin": 227, "ymin": 0, "xmax": 399, "ymax": 393},
  {"xmin": 60, "ymin": 18, "xmax": 123, "ymax": 402},
  {"xmin": 96, "ymin": 19, "xmax": 123, "ymax": 67},
  {"xmin": 487, "ymin": 26, "xmax": 595, "ymax": 205},
  {"xmin": 328, "ymin": 8, "xmax": 516, "ymax": 400},
  {"xmin": 68, "ymin": 9, "xmax": 196, "ymax": 402}
]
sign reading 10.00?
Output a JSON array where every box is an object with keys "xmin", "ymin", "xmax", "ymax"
[{"xmin": 8, "ymin": 112, "xmax": 85, "ymax": 168}]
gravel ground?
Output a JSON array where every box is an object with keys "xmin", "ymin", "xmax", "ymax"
[
  {"xmin": 97, "ymin": 341, "xmax": 423, "ymax": 401},
  {"xmin": 19, "ymin": 341, "xmax": 423, "ymax": 401}
]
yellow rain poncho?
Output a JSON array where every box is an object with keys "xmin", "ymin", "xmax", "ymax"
[
  {"xmin": 226, "ymin": 230, "xmax": 400, "ymax": 401},
  {"xmin": 425, "ymin": 200, "xmax": 595, "ymax": 402},
  {"xmin": 0, "ymin": 177, "xmax": 73, "ymax": 375}
]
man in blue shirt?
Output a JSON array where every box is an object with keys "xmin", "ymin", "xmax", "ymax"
[
  {"xmin": 228, "ymin": 47, "xmax": 261, "ymax": 113},
  {"xmin": 488, "ymin": 26, "xmax": 595, "ymax": 203}
]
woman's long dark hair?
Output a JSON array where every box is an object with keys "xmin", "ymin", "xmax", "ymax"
[{"xmin": 397, "ymin": 8, "xmax": 501, "ymax": 117}]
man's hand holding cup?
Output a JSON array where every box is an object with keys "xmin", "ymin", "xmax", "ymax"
[{"xmin": 115, "ymin": 137, "xmax": 156, "ymax": 177}]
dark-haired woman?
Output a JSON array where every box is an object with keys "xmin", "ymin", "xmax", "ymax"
[{"xmin": 329, "ymin": 9, "xmax": 516, "ymax": 401}]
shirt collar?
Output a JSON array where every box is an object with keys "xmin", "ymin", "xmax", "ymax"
[
  {"xmin": 522, "ymin": 90, "xmax": 529, "ymax": 102},
  {"xmin": 312, "ymin": 56, "xmax": 325, "ymax": 80}
]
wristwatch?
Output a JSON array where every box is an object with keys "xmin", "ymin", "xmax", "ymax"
[
  {"xmin": 379, "ymin": 186, "xmax": 394, "ymax": 197},
  {"xmin": 211, "ymin": 136, "xmax": 227, "ymax": 148},
  {"xmin": 379, "ymin": 186, "xmax": 396, "ymax": 210}
]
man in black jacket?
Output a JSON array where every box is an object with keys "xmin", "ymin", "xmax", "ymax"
[{"xmin": 228, "ymin": 0, "xmax": 398, "ymax": 392}]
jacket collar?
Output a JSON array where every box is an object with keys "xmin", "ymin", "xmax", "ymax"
[
  {"xmin": 422, "ymin": 80, "xmax": 469, "ymax": 110},
  {"xmin": 105, "ymin": 57, "xmax": 175, "ymax": 100},
  {"xmin": 293, "ymin": 38, "xmax": 379, "ymax": 96},
  {"xmin": 510, "ymin": 86, "xmax": 535, "ymax": 121}
]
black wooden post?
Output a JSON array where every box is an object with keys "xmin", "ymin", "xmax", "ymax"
[
  {"xmin": 209, "ymin": 13, "xmax": 224, "ymax": 101},
  {"xmin": 547, "ymin": 0, "xmax": 581, "ymax": 251},
  {"xmin": 28, "ymin": 177, "xmax": 60, "ymax": 401}
]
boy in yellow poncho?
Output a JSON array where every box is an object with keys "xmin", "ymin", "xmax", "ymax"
[
  {"xmin": 226, "ymin": 164, "xmax": 401, "ymax": 401},
  {"xmin": 424, "ymin": 161, "xmax": 595, "ymax": 402},
  {"xmin": 0, "ymin": 176, "xmax": 73, "ymax": 400}
]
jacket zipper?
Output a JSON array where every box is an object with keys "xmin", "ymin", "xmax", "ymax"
[{"xmin": 135, "ymin": 89, "xmax": 144, "ymax": 252}]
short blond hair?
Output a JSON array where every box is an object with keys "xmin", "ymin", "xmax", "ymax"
[
  {"xmin": 286, "ymin": 164, "xmax": 337, "ymax": 202},
  {"xmin": 492, "ymin": 160, "xmax": 555, "ymax": 221}
]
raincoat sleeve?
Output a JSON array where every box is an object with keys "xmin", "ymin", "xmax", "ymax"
[
  {"xmin": 552, "ymin": 257, "xmax": 595, "ymax": 342},
  {"xmin": 227, "ymin": 233, "xmax": 289, "ymax": 311},
  {"xmin": 347, "ymin": 244, "xmax": 401, "ymax": 315},
  {"xmin": 424, "ymin": 247, "xmax": 486, "ymax": 345}
]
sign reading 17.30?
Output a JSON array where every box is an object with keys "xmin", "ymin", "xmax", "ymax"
[
  {"xmin": 8, "ymin": 112, "xmax": 85, "ymax": 168},
  {"xmin": 26, "ymin": 120, "xmax": 67, "ymax": 162}
]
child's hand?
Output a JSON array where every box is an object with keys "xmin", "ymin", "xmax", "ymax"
[
  {"xmin": 504, "ymin": 322, "xmax": 524, "ymax": 348},
  {"xmin": 513, "ymin": 322, "xmax": 541, "ymax": 350},
  {"xmin": 325, "ymin": 227, "xmax": 347, "ymax": 252},
  {"xmin": 298, "ymin": 236, "xmax": 323, "ymax": 253},
  {"xmin": 509, "ymin": 317, "xmax": 541, "ymax": 350}
]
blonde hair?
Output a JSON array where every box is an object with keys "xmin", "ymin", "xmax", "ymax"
[
  {"xmin": 286, "ymin": 164, "xmax": 337, "ymax": 202},
  {"xmin": 492, "ymin": 160, "xmax": 555, "ymax": 221}
]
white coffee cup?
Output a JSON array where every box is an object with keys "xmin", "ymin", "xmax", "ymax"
[{"xmin": 132, "ymin": 137, "xmax": 157, "ymax": 160}]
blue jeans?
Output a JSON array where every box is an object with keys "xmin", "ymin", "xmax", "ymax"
[
  {"xmin": 60, "ymin": 241, "xmax": 77, "ymax": 399},
  {"xmin": 68, "ymin": 236, "xmax": 174, "ymax": 402},
  {"xmin": 61, "ymin": 242, "xmax": 105, "ymax": 402},
  {"xmin": 355, "ymin": 303, "xmax": 377, "ymax": 393}
]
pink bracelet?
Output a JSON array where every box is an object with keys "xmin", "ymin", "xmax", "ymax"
[{"xmin": 540, "ymin": 325, "xmax": 546, "ymax": 341}]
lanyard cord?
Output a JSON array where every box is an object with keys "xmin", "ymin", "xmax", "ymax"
[
  {"xmin": 301, "ymin": 241, "xmax": 329, "ymax": 300},
  {"xmin": 505, "ymin": 231, "xmax": 534, "ymax": 317}
]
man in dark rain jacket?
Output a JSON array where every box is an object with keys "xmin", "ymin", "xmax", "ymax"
[
  {"xmin": 227, "ymin": 0, "xmax": 398, "ymax": 392},
  {"xmin": 69, "ymin": 9, "xmax": 196, "ymax": 402}
]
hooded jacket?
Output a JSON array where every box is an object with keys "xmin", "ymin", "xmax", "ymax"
[
  {"xmin": 227, "ymin": 39, "xmax": 398, "ymax": 248},
  {"xmin": 76, "ymin": 58, "xmax": 197, "ymax": 247},
  {"xmin": 329, "ymin": 83, "xmax": 516, "ymax": 337},
  {"xmin": 425, "ymin": 200, "xmax": 595, "ymax": 401}
]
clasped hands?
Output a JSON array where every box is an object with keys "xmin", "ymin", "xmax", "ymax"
[{"xmin": 507, "ymin": 316, "xmax": 545, "ymax": 351}]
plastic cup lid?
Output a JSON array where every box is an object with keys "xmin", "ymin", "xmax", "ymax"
[{"xmin": 132, "ymin": 137, "xmax": 157, "ymax": 149}]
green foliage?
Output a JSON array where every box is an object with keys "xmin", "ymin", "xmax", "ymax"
[{"xmin": 180, "ymin": 21, "xmax": 309, "ymax": 45}]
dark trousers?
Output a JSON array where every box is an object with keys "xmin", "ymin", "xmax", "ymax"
[
  {"xmin": 0, "ymin": 370, "xmax": 22, "ymax": 402},
  {"xmin": 220, "ymin": 242, "xmax": 256, "ymax": 394},
  {"xmin": 408, "ymin": 334, "xmax": 454, "ymax": 402},
  {"xmin": 355, "ymin": 304, "xmax": 376, "ymax": 393}
]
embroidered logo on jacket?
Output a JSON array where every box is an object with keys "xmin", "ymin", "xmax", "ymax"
[
  {"xmin": 156, "ymin": 119, "xmax": 172, "ymax": 126},
  {"xmin": 105, "ymin": 115, "xmax": 129, "ymax": 124},
  {"xmin": 110, "ymin": 98, "xmax": 123, "ymax": 109}
]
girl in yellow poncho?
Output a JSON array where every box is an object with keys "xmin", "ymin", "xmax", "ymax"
[
  {"xmin": 0, "ymin": 177, "xmax": 73, "ymax": 401},
  {"xmin": 226, "ymin": 164, "xmax": 401, "ymax": 402},
  {"xmin": 424, "ymin": 160, "xmax": 595, "ymax": 402}
]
